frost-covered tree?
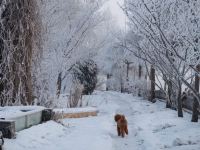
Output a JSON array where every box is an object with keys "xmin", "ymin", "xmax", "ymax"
[
  {"xmin": 0, "ymin": 0, "xmax": 41, "ymax": 106},
  {"xmin": 123, "ymin": 0, "xmax": 200, "ymax": 118},
  {"xmin": 33, "ymin": 0, "xmax": 110, "ymax": 106}
]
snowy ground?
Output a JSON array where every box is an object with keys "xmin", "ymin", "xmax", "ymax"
[{"xmin": 3, "ymin": 91, "xmax": 200, "ymax": 150}]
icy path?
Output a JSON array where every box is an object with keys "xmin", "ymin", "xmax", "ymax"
[{"xmin": 4, "ymin": 91, "xmax": 200, "ymax": 150}]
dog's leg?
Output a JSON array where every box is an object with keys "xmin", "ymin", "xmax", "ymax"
[
  {"xmin": 117, "ymin": 126, "xmax": 120, "ymax": 136},
  {"xmin": 122, "ymin": 131, "xmax": 125, "ymax": 138},
  {"xmin": 121, "ymin": 129, "xmax": 125, "ymax": 138},
  {"xmin": 125, "ymin": 126, "xmax": 128, "ymax": 135}
]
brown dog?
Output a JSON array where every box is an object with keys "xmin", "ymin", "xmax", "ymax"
[{"xmin": 114, "ymin": 114, "xmax": 128, "ymax": 138}]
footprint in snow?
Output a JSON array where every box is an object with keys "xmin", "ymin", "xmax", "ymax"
[
  {"xmin": 153, "ymin": 123, "xmax": 176, "ymax": 133},
  {"xmin": 137, "ymin": 139, "xmax": 144, "ymax": 145},
  {"xmin": 108, "ymin": 133, "xmax": 117, "ymax": 138},
  {"xmin": 41, "ymin": 136, "xmax": 45, "ymax": 139},
  {"xmin": 137, "ymin": 127, "xmax": 143, "ymax": 131}
]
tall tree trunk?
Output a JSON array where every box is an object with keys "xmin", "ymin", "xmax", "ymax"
[
  {"xmin": 166, "ymin": 80, "xmax": 172, "ymax": 108},
  {"xmin": 164, "ymin": 80, "xmax": 167, "ymax": 91},
  {"xmin": 0, "ymin": 39, "xmax": 3, "ymax": 106},
  {"xmin": 120, "ymin": 79, "xmax": 124, "ymax": 93},
  {"xmin": 177, "ymin": 80, "xmax": 183, "ymax": 117},
  {"xmin": 106, "ymin": 74, "xmax": 109, "ymax": 91},
  {"xmin": 149, "ymin": 65, "xmax": 155, "ymax": 102},
  {"xmin": 106, "ymin": 74, "xmax": 111, "ymax": 91},
  {"xmin": 0, "ymin": 0, "xmax": 39, "ymax": 105},
  {"xmin": 191, "ymin": 65, "xmax": 200, "ymax": 122},
  {"xmin": 120, "ymin": 73, "xmax": 124, "ymax": 93},
  {"xmin": 138, "ymin": 65, "xmax": 142, "ymax": 96},
  {"xmin": 126, "ymin": 62, "xmax": 129, "ymax": 81},
  {"xmin": 56, "ymin": 72, "xmax": 62, "ymax": 98},
  {"xmin": 139, "ymin": 65, "xmax": 142, "ymax": 79}
]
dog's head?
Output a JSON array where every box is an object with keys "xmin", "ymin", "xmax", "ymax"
[
  {"xmin": 114, "ymin": 114, "xmax": 122, "ymax": 122},
  {"xmin": 120, "ymin": 115, "xmax": 126, "ymax": 121}
]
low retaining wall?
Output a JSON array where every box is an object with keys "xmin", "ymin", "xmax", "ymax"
[
  {"xmin": 61, "ymin": 111, "xmax": 97, "ymax": 118},
  {"xmin": 53, "ymin": 107, "xmax": 98, "ymax": 119}
]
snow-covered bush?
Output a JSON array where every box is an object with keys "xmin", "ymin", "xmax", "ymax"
[
  {"xmin": 68, "ymin": 82, "xmax": 84, "ymax": 108},
  {"xmin": 72, "ymin": 60, "xmax": 98, "ymax": 95},
  {"xmin": 124, "ymin": 79, "xmax": 148, "ymax": 97}
]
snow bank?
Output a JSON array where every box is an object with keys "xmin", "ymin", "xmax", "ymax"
[
  {"xmin": 4, "ymin": 117, "xmax": 113, "ymax": 150},
  {"xmin": 3, "ymin": 91, "xmax": 200, "ymax": 150}
]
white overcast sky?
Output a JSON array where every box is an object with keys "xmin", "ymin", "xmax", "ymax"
[{"xmin": 106, "ymin": 0, "xmax": 126, "ymax": 28}]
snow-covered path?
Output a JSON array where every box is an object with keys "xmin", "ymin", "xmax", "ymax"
[
  {"xmin": 81, "ymin": 91, "xmax": 200, "ymax": 150},
  {"xmin": 4, "ymin": 91, "xmax": 200, "ymax": 150},
  {"xmin": 108, "ymin": 92, "xmax": 200, "ymax": 150}
]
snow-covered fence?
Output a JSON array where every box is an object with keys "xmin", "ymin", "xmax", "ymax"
[
  {"xmin": 155, "ymin": 90, "xmax": 199, "ymax": 113},
  {"xmin": 182, "ymin": 95, "xmax": 195, "ymax": 111},
  {"xmin": 155, "ymin": 90, "xmax": 166, "ymax": 99}
]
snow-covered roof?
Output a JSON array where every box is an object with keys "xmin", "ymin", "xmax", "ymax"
[{"xmin": 0, "ymin": 106, "xmax": 45, "ymax": 119}]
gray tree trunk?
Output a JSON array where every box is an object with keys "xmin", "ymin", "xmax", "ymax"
[
  {"xmin": 191, "ymin": 65, "xmax": 200, "ymax": 122},
  {"xmin": 126, "ymin": 63, "xmax": 129, "ymax": 81},
  {"xmin": 56, "ymin": 72, "xmax": 62, "ymax": 98},
  {"xmin": 166, "ymin": 80, "xmax": 172, "ymax": 108},
  {"xmin": 139, "ymin": 65, "xmax": 142, "ymax": 79},
  {"xmin": 177, "ymin": 80, "xmax": 183, "ymax": 117},
  {"xmin": 149, "ymin": 65, "xmax": 155, "ymax": 102}
]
